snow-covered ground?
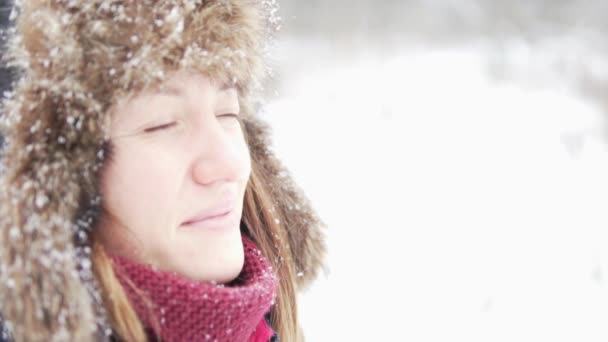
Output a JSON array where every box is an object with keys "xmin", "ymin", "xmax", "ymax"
[{"xmin": 265, "ymin": 38, "xmax": 608, "ymax": 341}]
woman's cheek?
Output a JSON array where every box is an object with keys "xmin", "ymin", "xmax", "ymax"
[
  {"xmin": 108, "ymin": 143, "xmax": 178, "ymax": 221},
  {"xmin": 232, "ymin": 127, "xmax": 252, "ymax": 181}
]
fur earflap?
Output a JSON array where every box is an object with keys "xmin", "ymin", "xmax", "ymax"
[{"xmin": 243, "ymin": 116, "xmax": 327, "ymax": 290}]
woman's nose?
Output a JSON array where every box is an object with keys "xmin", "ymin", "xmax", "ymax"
[{"xmin": 190, "ymin": 117, "xmax": 246, "ymax": 186}]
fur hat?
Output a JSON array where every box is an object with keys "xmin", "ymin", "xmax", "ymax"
[{"xmin": 0, "ymin": 0, "xmax": 325, "ymax": 340}]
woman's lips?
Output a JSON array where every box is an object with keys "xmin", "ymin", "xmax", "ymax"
[{"xmin": 181, "ymin": 202, "xmax": 236, "ymax": 228}]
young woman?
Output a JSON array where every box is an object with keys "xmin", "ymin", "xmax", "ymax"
[{"xmin": 0, "ymin": 1, "xmax": 325, "ymax": 341}]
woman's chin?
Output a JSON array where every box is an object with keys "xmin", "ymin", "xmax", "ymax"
[{"xmin": 175, "ymin": 248, "xmax": 246, "ymax": 284}]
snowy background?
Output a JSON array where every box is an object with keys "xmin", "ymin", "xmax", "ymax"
[{"xmin": 266, "ymin": 1, "xmax": 608, "ymax": 341}]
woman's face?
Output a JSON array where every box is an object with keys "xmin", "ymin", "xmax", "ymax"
[{"xmin": 98, "ymin": 72, "xmax": 250, "ymax": 283}]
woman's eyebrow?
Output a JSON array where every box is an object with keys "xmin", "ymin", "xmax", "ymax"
[
  {"xmin": 155, "ymin": 84, "xmax": 235, "ymax": 96},
  {"xmin": 219, "ymin": 83, "xmax": 237, "ymax": 93},
  {"xmin": 154, "ymin": 85, "xmax": 182, "ymax": 97}
]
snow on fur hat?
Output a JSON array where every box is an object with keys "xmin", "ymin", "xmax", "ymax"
[{"xmin": 0, "ymin": 0, "xmax": 325, "ymax": 340}]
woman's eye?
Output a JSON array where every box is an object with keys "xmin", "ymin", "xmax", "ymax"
[
  {"xmin": 217, "ymin": 113, "xmax": 239, "ymax": 120},
  {"xmin": 143, "ymin": 121, "xmax": 177, "ymax": 133}
]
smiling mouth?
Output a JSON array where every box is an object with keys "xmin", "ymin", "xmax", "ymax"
[
  {"xmin": 182, "ymin": 209, "xmax": 232, "ymax": 226},
  {"xmin": 179, "ymin": 198, "xmax": 238, "ymax": 230}
]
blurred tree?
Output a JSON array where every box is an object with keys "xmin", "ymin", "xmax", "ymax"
[{"xmin": 279, "ymin": 0, "xmax": 608, "ymax": 132}]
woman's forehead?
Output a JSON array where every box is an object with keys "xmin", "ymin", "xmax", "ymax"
[
  {"xmin": 155, "ymin": 71, "xmax": 237, "ymax": 94},
  {"xmin": 110, "ymin": 73, "xmax": 239, "ymax": 123}
]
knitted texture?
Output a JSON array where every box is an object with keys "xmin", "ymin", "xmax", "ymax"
[
  {"xmin": 249, "ymin": 318, "xmax": 276, "ymax": 342},
  {"xmin": 111, "ymin": 235, "xmax": 277, "ymax": 342}
]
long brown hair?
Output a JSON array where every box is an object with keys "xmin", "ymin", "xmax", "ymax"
[{"xmin": 91, "ymin": 129, "xmax": 302, "ymax": 341}]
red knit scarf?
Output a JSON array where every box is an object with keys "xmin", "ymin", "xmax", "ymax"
[{"xmin": 110, "ymin": 235, "xmax": 278, "ymax": 342}]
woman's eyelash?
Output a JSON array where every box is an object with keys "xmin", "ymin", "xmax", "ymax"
[
  {"xmin": 144, "ymin": 121, "xmax": 177, "ymax": 133},
  {"xmin": 143, "ymin": 114, "xmax": 238, "ymax": 133},
  {"xmin": 218, "ymin": 113, "xmax": 239, "ymax": 119}
]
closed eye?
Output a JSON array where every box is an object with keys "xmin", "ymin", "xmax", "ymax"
[
  {"xmin": 143, "ymin": 121, "xmax": 177, "ymax": 133},
  {"xmin": 217, "ymin": 113, "xmax": 239, "ymax": 119}
]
